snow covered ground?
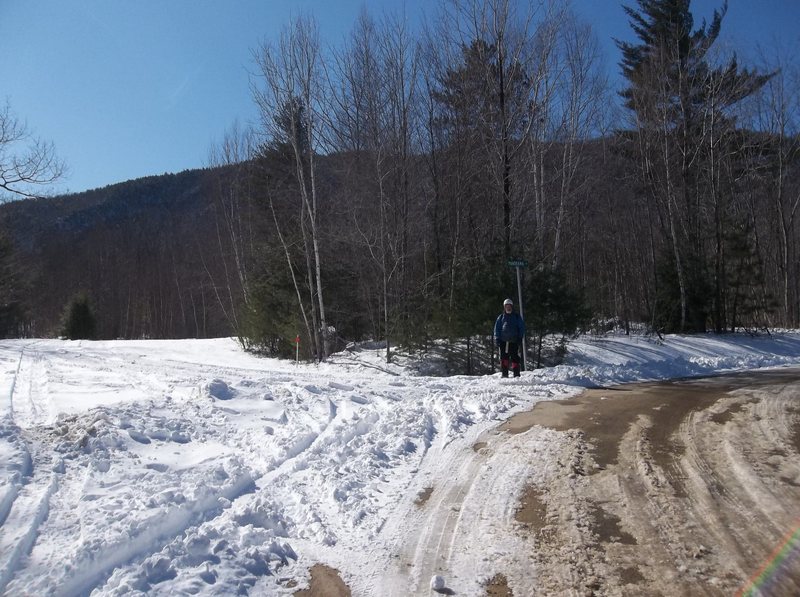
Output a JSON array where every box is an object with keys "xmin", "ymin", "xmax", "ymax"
[{"xmin": 2, "ymin": 332, "xmax": 800, "ymax": 595}]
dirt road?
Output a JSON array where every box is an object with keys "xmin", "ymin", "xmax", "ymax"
[
  {"xmin": 504, "ymin": 368, "xmax": 800, "ymax": 596},
  {"xmin": 297, "ymin": 368, "xmax": 800, "ymax": 596}
]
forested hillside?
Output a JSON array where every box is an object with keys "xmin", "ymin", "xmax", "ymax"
[
  {"xmin": 1, "ymin": 0, "xmax": 798, "ymax": 365},
  {"xmin": 0, "ymin": 168, "xmax": 240, "ymax": 339}
]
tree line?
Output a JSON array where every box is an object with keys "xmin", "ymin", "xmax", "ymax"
[{"xmin": 2, "ymin": 0, "xmax": 799, "ymax": 370}]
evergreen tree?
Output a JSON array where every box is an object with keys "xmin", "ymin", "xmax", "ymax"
[
  {"xmin": 271, "ymin": 96, "xmax": 310, "ymax": 160},
  {"xmin": 724, "ymin": 220, "xmax": 775, "ymax": 331},
  {"xmin": 653, "ymin": 249, "xmax": 712, "ymax": 333},
  {"xmin": 432, "ymin": 38, "xmax": 529, "ymax": 258},
  {"xmin": 239, "ymin": 269, "xmax": 300, "ymax": 357},
  {"xmin": 524, "ymin": 268, "xmax": 590, "ymax": 368},
  {"xmin": 439, "ymin": 259, "xmax": 510, "ymax": 374},
  {"xmin": 60, "ymin": 292, "xmax": 97, "ymax": 340},
  {"xmin": 617, "ymin": 0, "xmax": 773, "ymax": 332}
]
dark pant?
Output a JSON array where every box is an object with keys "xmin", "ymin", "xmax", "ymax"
[{"xmin": 499, "ymin": 341, "xmax": 520, "ymax": 376}]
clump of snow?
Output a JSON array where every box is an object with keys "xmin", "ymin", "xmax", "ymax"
[
  {"xmin": 0, "ymin": 332, "xmax": 798, "ymax": 595},
  {"xmin": 206, "ymin": 379, "xmax": 234, "ymax": 401}
]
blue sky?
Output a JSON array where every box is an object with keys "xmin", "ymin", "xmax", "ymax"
[{"xmin": 1, "ymin": 0, "xmax": 797, "ymax": 196}]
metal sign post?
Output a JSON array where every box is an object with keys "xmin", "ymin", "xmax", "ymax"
[{"xmin": 507, "ymin": 259, "xmax": 528, "ymax": 371}]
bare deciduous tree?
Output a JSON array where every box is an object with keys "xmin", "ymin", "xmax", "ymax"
[
  {"xmin": 0, "ymin": 101, "xmax": 65, "ymax": 200},
  {"xmin": 206, "ymin": 121, "xmax": 259, "ymax": 339},
  {"xmin": 253, "ymin": 15, "xmax": 331, "ymax": 360},
  {"xmin": 330, "ymin": 9, "xmax": 422, "ymax": 362},
  {"xmin": 746, "ymin": 46, "xmax": 800, "ymax": 326}
]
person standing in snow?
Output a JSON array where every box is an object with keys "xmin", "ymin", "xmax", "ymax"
[{"xmin": 494, "ymin": 298, "xmax": 525, "ymax": 378}]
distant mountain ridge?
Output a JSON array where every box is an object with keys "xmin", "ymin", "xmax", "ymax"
[
  {"xmin": 0, "ymin": 165, "xmax": 241, "ymax": 338},
  {"xmin": 0, "ymin": 168, "xmax": 216, "ymax": 252}
]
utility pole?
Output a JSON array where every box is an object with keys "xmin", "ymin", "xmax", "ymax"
[{"xmin": 507, "ymin": 258, "xmax": 527, "ymax": 370}]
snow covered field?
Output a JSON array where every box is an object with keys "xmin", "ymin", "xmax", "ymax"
[{"xmin": 2, "ymin": 333, "xmax": 800, "ymax": 595}]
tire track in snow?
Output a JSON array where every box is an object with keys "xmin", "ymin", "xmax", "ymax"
[
  {"xmin": 0, "ymin": 344, "xmax": 60, "ymax": 594},
  {"xmin": 373, "ymin": 385, "xmax": 550, "ymax": 597},
  {"xmin": 4, "ymin": 346, "xmax": 24, "ymax": 414},
  {"xmin": 15, "ymin": 472, "xmax": 257, "ymax": 597},
  {"xmin": 0, "ymin": 483, "xmax": 18, "ymax": 529},
  {"xmin": 1, "ymin": 344, "xmax": 256, "ymax": 596},
  {"xmin": 11, "ymin": 348, "xmax": 50, "ymax": 429},
  {"xmin": 403, "ymin": 446, "xmax": 487, "ymax": 594},
  {"xmin": 51, "ymin": 380, "xmax": 333, "ymax": 595},
  {"xmin": 0, "ymin": 471, "xmax": 59, "ymax": 594},
  {"xmin": 0, "ymin": 346, "xmax": 26, "ymax": 526}
]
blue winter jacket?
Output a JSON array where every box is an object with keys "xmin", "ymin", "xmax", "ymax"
[{"xmin": 494, "ymin": 312, "xmax": 525, "ymax": 346}]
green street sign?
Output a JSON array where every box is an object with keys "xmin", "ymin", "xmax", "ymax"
[{"xmin": 507, "ymin": 259, "xmax": 528, "ymax": 268}]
